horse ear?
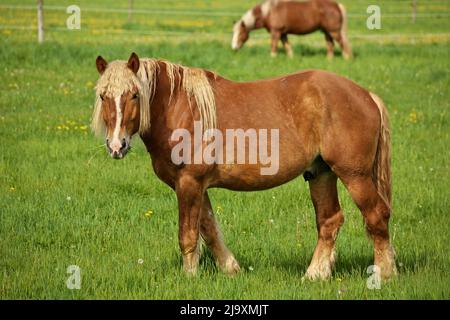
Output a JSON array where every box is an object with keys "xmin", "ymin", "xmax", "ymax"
[
  {"xmin": 96, "ymin": 56, "xmax": 108, "ymax": 75},
  {"xmin": 127, "ymin": 52, "xmax": 140, "ymax": 74}
]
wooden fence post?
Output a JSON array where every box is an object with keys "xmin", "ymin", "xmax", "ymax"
[
  {"xmin": 128, "ymin": 0, "xmax": 134, "ymax": 24},
  {"xmin": 37, "ymin": 0, "xmax": 44, "ymax": 43}
]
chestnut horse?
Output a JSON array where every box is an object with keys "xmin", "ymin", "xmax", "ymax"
[
  {"xmin": 92, "ymin": 52, "xmax": 396, "ymax": 280},
  {"xmin": 232, "ymin": 0, "xmax": 352, "ymax": 59}
]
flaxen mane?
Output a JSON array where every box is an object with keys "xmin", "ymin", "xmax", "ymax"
[
  {"xmin": 92, "ymin": 59, "xmax": 216, "ymax": 136},
  {"xmin": 236, "ymin": 0, "xmax": 285, "ymax": 30}
]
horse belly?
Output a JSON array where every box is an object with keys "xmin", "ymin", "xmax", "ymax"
[
  {"xmin": 289, "ymin": 24, "xmax": 319, "ymax": 35},
  {"xmin": 212, "ymin": 139, "xmax": 310, "ymax": 191},
  {"xmin": 215, "ymin": 165, "xmax": 303, "ymax": 191}
]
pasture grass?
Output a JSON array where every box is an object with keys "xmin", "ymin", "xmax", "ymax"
[{"xmin": 0, "ymin": 0, "xmax": 449, "ymax": 299}]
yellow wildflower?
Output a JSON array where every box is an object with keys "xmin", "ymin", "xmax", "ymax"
[
  {"xmin": 409, "ymin": 111, "xmax": 417, "ymax": 123},
  {"xmin": 144, "ymin": 210, "xmax": 154, "ymax": 217}
]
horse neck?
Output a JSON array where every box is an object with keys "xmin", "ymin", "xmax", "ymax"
[
  {"xmin": 148, "ymin": 61, "xmax": 211, "ymax": 132},
  {"xmin": 147, "ymin": 62, "xmax": 218, "ymax": 139},
  {"xmin": 246, "ymin": 2, "xmax": 272, "ymax": 30},
  {"xmin": 241, "ymin": 7, "xmax": 259, "ymax": 31},
  {"xmin": 149, "ymin": 61, "xmax": 181, "ymax": 120}
]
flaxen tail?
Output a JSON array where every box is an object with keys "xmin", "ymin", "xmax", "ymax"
[
  {"xmin": 370, "ymin": 92, "xmax": 392, "ymax": 209},
  {"xmin": 337, "ymin": 3, "xmax": 352, "ymax": 59}
]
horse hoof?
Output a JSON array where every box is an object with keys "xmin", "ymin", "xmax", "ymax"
[
  {"xmin": 342, "ymin": 53, "xmax": 352, "ymax": 60},
  {"xmin": 304, "ymin": 264, "xmax": 332, "ymax": 281},
  {"xmin": 303, "ymin": 271, "xmax": 331, "ymax": 281},
  {"xmin": 376, "ymin": 245, "xmax": 398, "ymax": 280},
  {"xmin": 380, "ymin": 267, "xmax": 397, "ymax": 281},
  {"xmin": 380, "ymin": 257, "xmax": 398, "ymax": 280},
  {"xmin": 221, "ymin": 255, "xmax": 241, "ymax": 275},
  {"xmin": 183, "ymin": 266, "xmax": 198, "ymax": 276}
]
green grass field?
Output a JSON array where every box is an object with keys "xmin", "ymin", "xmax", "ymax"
[{"xmin": 0, "ymin": 0, "xmax": 449, "ymax": 299}]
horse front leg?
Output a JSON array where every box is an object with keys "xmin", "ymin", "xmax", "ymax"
[
  {"xmin": 270, "ymin": 30, "xmax": 281, "ymax": 58},
  {"xmin": 176, "ymin": 175, "xmax": 204, "ymax": 275},
  {"xmin": 200, "ymin": 192, "xmax": 240, "ymax": 275}
]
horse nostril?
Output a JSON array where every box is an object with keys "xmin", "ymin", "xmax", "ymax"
[{"xmin": 121, "ymin": 139, "xmax": 127, "ymax": 150}]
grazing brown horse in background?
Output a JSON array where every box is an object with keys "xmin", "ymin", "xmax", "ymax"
[
  {"xmin": 92, "ymin": 52, "xmax": 396, "ymax": 280},
  {"xmin": 232, "ymin": 0, "xmax": 352, "ymax": 59}
]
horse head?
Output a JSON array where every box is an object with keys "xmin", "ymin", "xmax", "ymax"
[
  {"xmin": 92, "ymin": 52, "xmax": 149, "ymax": 159},
  {"xmin": 231, "ymin": 20, "xmax": 250, "ymax": 50}
]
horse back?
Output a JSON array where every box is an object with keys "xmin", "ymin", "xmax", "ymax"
[{"xmin": 267, "ymin": 0, "xmax": 342, "ymax": 34}]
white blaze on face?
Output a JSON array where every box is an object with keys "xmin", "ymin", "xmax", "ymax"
[
  {"xmin": 231, "ymin": 20, "xmax": 242, "ymax": 50},
  {"xmin": 232, "ymin": 10, "xmax": 255, "ymax": 50},
  {"xmin": 110, "ymin": 95, "xmax": 123, "ymax": 152}
]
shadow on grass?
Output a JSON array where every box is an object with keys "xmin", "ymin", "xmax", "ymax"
[
  {"xmin": 111, "ymin": 180, "xmax": 173, "ymax": 199},
  {"xmin": 272, "ymin": 248, "xmax": 430, "ymax": 278},
  {"xmin": 268, "ymin": 44, "xmax": 359, "ymax": 59},
  {"xmin": 165, "ymin": 246, "xmax": 430, "ymax": 279},
  {"xmin": 296, "ymin": 45, "xmax": 359, "ymax": 59}
]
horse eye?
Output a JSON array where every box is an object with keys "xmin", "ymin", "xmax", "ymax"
[
  {"xmin": 100, "ymin": 95, "xmax": 104, "ymax": 101},
  {"xmin": 132, "ymin": 93, "xmax": 139, "ymax": 100}
]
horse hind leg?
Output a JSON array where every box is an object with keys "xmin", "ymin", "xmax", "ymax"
[
  {"xmin": 338, "ymin": 174, "xmax": 397, "ymax": 279},
  {"xmin": 330, "ymin": 30, "xmax": 351, "ymax": 60},
  {"xmin": 339, "ymin": 30, "xmax": 352, "ymax": 60},
  {"xmin": 337, "ymin": 3, "xmax": 352, "ymax": 59},
  {"xmin": 324, "ymin": 32, "xmax": 335, "ymax": 60},
  {"xmin": 200, "ymin": 192, "xmax": 240, "ymax": 275},
  {"xmin": 304, "ymin": 167, "xmax": 344, "ymax": 281}
]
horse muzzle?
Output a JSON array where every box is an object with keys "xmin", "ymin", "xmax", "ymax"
[
  {"xmin": 106, "ymin": 138, "xmax": 130, "ymax": 159},
  {"xmin": 231, "ymin": 44, "xmax": 241, "ymax": 51}
]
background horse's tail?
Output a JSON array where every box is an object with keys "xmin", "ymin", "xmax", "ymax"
[
  {"xmin": 370, "ymin": 92, "xmax": 392, "ymax": 209},
  {"xmin": 337, "ymin": 3, "xmax": 352, "ymax": 59}
]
